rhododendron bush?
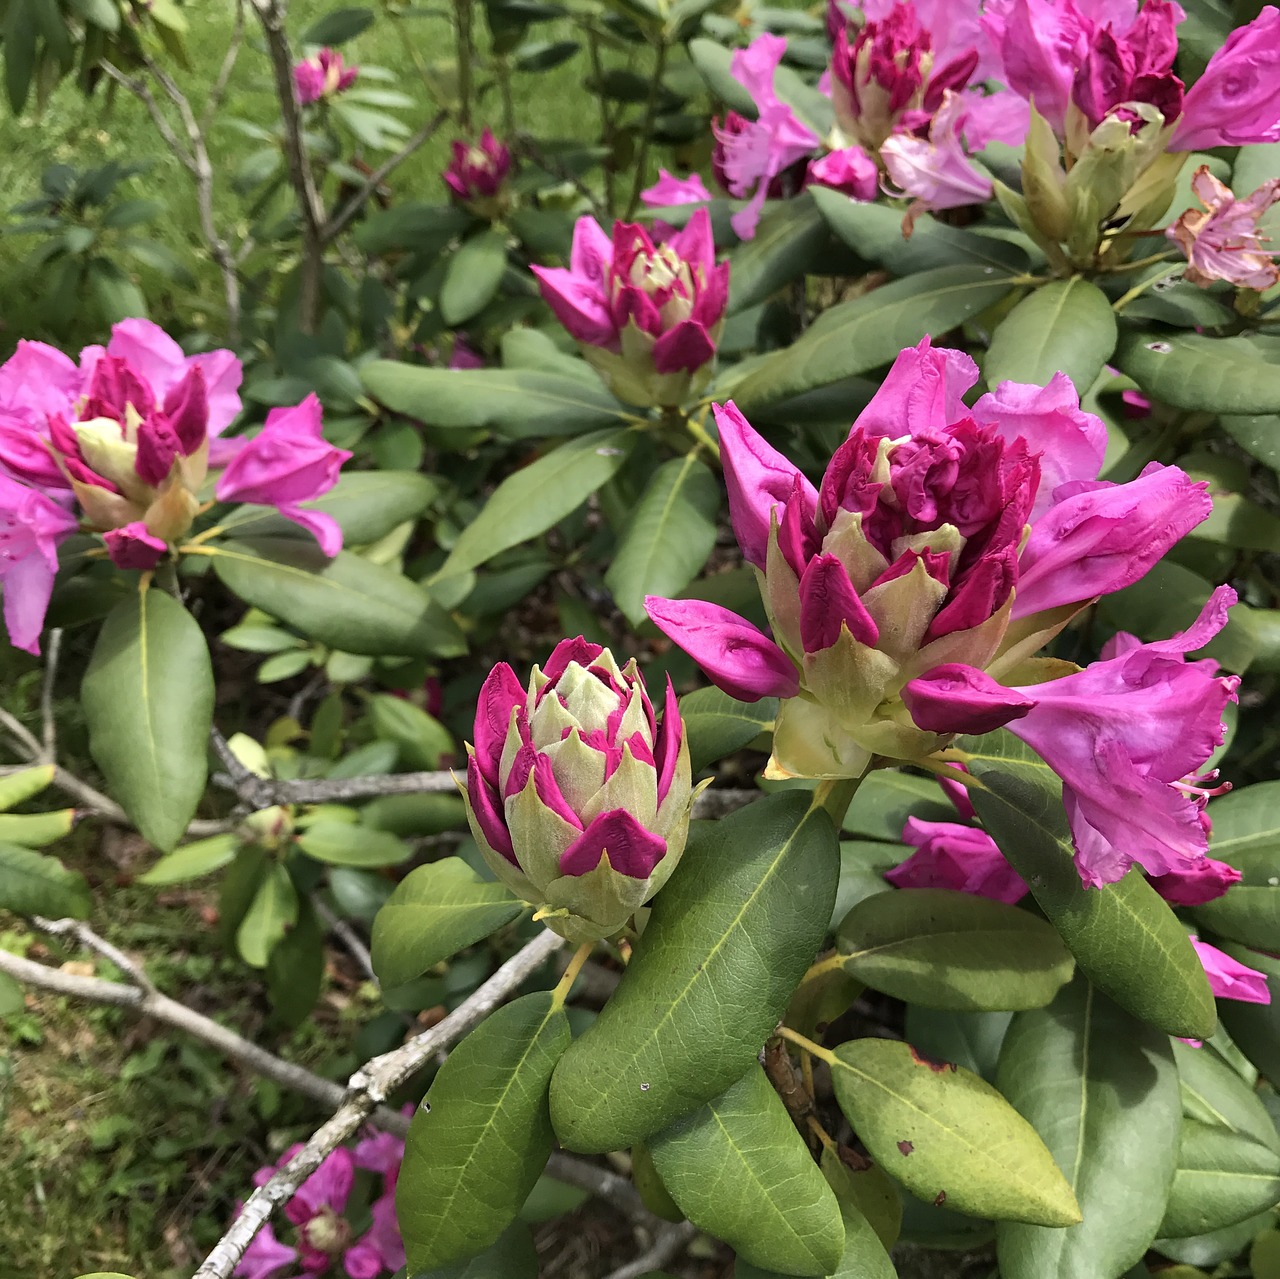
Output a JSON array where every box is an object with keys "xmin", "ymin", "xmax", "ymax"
[{"xmin": 2, "ymin": 2, "xmax": 1280, "ymax": 1278}]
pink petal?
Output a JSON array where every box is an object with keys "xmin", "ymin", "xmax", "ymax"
[
  {"xmin": 103, "ymin": 521, "xmax": 167, "ymax": 570},
  {"xmin": 1192, "ymin": 938, "xmax": 1271, "ymax": 1005},
  {"xmin": 559, "ymin": 807, "xmax": 667, "ymax": 879},
  {"xmin": 466, "ymin": 753, "xmax": 516, "ymax": 863},
  {"xmin": 1150, "ymin": 857, "xmax": 1242, "ymax": 906},
  {"xmin": 903, "ymin": 663, "xmax": 1036, "ymax": 734},
  {"xmin": 652, "ymin": 320, "xmax": 716, "ymax": 375},
  {"xmin": 474, "ymin": 662, "xmax": 525, "ymax": 786},
  {"xmin": 798, "ymin": 553, "xmax": 878, "ymax": 652},
  {"xmin": 853, "ymin": 336, "xmax": 978, "ymax": 441}
]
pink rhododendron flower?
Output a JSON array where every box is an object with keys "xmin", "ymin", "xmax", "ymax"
[
  {"xmin": 806, "ymin": 147, "xmax": 879, "ymax": 201},
  {"xmin": 1192, "ymin": 937, "xmax": 1271, "ymax": 1005},
  {"xmin": 448, "ymin": 336, "xmax": 485, "ymax": 370},
  {"xmin": 1170, "ymin": 6, "xmax": 1280, "ymax": 150},
  {"xmin": 294, "ymin": 48, "xmax": 358, "ymax": 105},
  {"xmin": 641, "ymin": 169, "xmax": 713, "ymax": 207},
  {"xmin": 102, "ymin": 521, "xmax": 167, "ymax": 571},
  {"xmin": 905, "ymin": 587, "xmax": 1240, "ymax": 887},
  {"xmin": 1069, "ymin": 0, "xmax": 1184, "ymax": 131},
  {"xmin": 1167, "ymin": 166, "xmax": 1280, "ymax": 291},
  {"xmin": 234, "ymin": 1220, "xmax": 298, "ymax": 1279},
  {"xmin": 530, "ymin": 210, "xmax": 729, "ymax": 407},
  {"xmin": 443, "ymin": 129, "xmax": 511, "ymax": 207},
  {"xmin": 0, "ymin": 475, "xmax": 78, "ymax": 655},
  {"xmin": 645, "ymin": 336, "xmax": 1213, "ymax": 810},
  {"xmin": 886, "ymin": 816, "xmax": 1029, "ymax": 903},
  {"xmin": 881, "ymin": 91, "xmax": 993, "ymax": 214},
  {"xmin": 711, "ymin": 35, "xmax": 820, "ymax": 239},
  {"xmin": 216, "ymin": 394, "xmax": 351, "ymax": 557}
]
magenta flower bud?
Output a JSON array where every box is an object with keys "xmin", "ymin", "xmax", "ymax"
[
  {"xmin": 1167, "ymin": 166, "xmax": 1280, "ymax": 291},
  {"xmin": 443, "ymin": 129, "xmax": 511, "ymax": 213},
  {"xmin": 294, "ymin": 48, "xmax": 358, "ymax": 106},
  {"xmin": 103, "ymin": 521, "xmax": 167, "ymax": 571},
  {"xmin": 460, "ymin": 640, "xmax": 697, "ymax": 944},
  {"xmin": 531, "ymin": 210, "xmax": 730, "ymax": 408},
  {"xmin": 806, "ymin": 147, "xmax": 879, "ymax": 202},
  {"xmin": 1150, "ymin": 857, "xmax": 1241, "ymax": 907},
  {"xmin": 885, "ymin": 816, "xmax": 1029, "ymax": 905}
]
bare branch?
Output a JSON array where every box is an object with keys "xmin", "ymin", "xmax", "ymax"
[
  {"xmin": 211, "ymin": 764, "xmax": 461, "ymax": 806},
  {"xmin": 311, "ymin": 894, "xmax": 376, "ymax": 985},
  {"xmin": 99, "ymin": 60, "xmax": 197, "ymax": 172},
  {"xmin": 40, "ymin": 628, "xmax": 62, "ymax": 760},
  {"xmin": 602, "ymin": 1222, "xmax": 699, "ymax": 1279},
  {"xmin": 33, "ymin": 914, "xmax": 157, "ymax": 996},
  {"xmin": 545, "ymin": 1152, "xmax": 649, "ymax": 1225},
  {"xmin": 0, "ymin": 707, "xmax": 44, "ymax": 762},
  {"xmin": 322, "ymin": 110, "xmax": 449, "ymax": 244},
  {"xmin": 192, "ymin": 928, "xmax": 565, "ymax": 1279}
]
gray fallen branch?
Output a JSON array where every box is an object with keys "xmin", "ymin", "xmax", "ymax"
[{"xmin": 603, "ymin": 1221, "xmax": 700, "ymax": 1279}]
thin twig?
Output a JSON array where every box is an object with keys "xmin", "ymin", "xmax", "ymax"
[
  {"xmin": 99, "ymin": 60, "xmax": 196, "ymax": 170},
  {"xmin": 545, "ymin": 1152, "xmax": 649, "ymax": 1225},
  {"xmin": 192, "ymin": 928, "xmax": 565, "ymax": 1279},
  {"xmin": 33, "ymin": 914, "xmax": 157, "ymax": 996},
  {"xmin": 211, "ymin": 765, "xmax": 460, "ymax": 806},
  {"xmin": 39, "ymin": 628, "xmax": 61, "ymax": 761},
  {"xmin": 0, "ymin": 707, "xmax": 44, "ymax": 762},
  {"xmin": 322, "ymin": 110, "xmax": 448, "ymax": 244},
  {"xmin": 311, "ymin": 895, "xmax": 376, "ymax": 984},
  {"xmin": 201, "ymin": 0, "xmax": 246, "ymax": 135},
  {"xmin": 602, "ymin": 1222, "xmax": 699, "ymax": 1279}
]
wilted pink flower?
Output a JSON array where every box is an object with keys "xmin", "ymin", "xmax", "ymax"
[
  {"xmin": 462, "ymin": 639, "xmax": 695, "ymax": 944},
  {"xmin": 294, "ymin": 48, "xmax": 358, "ymax": 105},
  {"xmin": 1170, "ymin": 6, "xmax": 1280, "ymax": 150},
  {"xmin": 641, "ymin": 169, "xmax": 713, "ymax": 207},
  {"xmin": 443, "ymin": 129, "xmax": 511, "ymax": 207},
  {"xmin": 530, "ymin": 210, "xmax": 729, "ymax": 408},
  {"xmin": 830, "ymin": 2, "xmax": 979, "ymax": 150},
  {"xmin": 806, "ymin": 147, "xmax": 879, "ymax": 201},
  {"xmin": 1167, "ymin": 166, "xmax": 1280, "ymax": 291},
  {"xmin": 645, "ymin": 337, "xmax": 1211, "ymax": 799},
  {"xmin": 216, "ymin": 394, "xmax": 351, "ymax": 557},
  {"xmin": 1192, "ymin": 938, "xmax": 1271, "ymax": 1005},
  {"xmin": 886, "ymin": 816, "xmax": 1029, "ymax": 903},
  {"xmin": 881, "ymin": 91, "xmax": 993, "ymax": 215},
  {"xmin": 711, "ymin": 35, "xmax": 821, "ymax": 239},
  {"xmin": 905, "ymin": 587, "xmax": 1240, "ymax": 888},
  {"xmin": 0, "ymin": 475, "xmax": 78, "ymax": 655}
]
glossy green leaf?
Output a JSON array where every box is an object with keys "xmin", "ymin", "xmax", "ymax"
[
  {"xmin": 815, "ymin": 1147, "xmax": 899, "ymax": 1276},
  {"xmin": 0, "ymin": 842, "xmax": 91, "ymax": 918},
  {"xmin": 835, "ymin": 888, "xmax": 1074, "ymax": 1011},
  {"xmin": 727, "ymin": 195, "xmax": 833, "ymax": 314},
  {"xmin": 0, "ymin": 809, "xmax": 74, "ymax": 848},
  {"xmin": 1190, "ymin": 848, "xmax": 1280, "ymax": 951},
  {"xmin": 221, "ymin": 471, "xmax": 437, "ymax": 545},
  {"xmin": 995, "ymin": 979, "xmax": 1180, "ymax": 1279},
  {"xmin": 830, "ymin": 1036, "xmax": 1081, "ymax": 1227},
  {"xmin": 301, "ymin": 6, "xmax": 374, "ymax": 43},
  {"xmin": 829, "ymin": 839, "xmax": 900, "ymax": 930},
  {"xmin": 1220, "ymin": 415, "xmax": 1280, "ymax": 473},
  {"xmin": 984, "ymin": 278, "xmax": 1117, "ymax": 394},
  {"xmin": 1217, "ymin": 944, "xmax": 1280, "ymax": 1080},
  {"xmin": 398, "ymin": 991, "xmax": 571, "ymax": 1270},
  {"xmin": 138, "ymin": 834, "xmax": 241, "ymax": 886},
  {"xmin": 842, "ymin": 769, "xmax": 953, "ymax": 841},
  {"xmin": 441, "ymin": 429, "xmax": 634, "ymax": 577},
  {"xmin": 368, "ymin": 694, "xmax": 453, "ymax": 770},
  {"xmin": 0, "ymin": 764, "xmax": 54, "ymax": 811},
  {"xmin": 209, "ymin": 538, "xmax": 465, "ymax": 659},
  {"xmin": 265, "ymin": 897, "xmax": 323, "ymax": 1028},
  {"xmin": 549, "ymin": 791, "xmax": 839, "ymax": 1153},
  {"xmin": 411, "ymin": 1224, "xmax": 540, "ymax": 1279},
  {"xmin": 679, "ymin": 686, "xmax": 776, "ymax": 773},
  {"xmin": 729, "ymin": 266, "xmax": 1013, "ymax": 411},
  {"xmin": 631, "ymin": 1142, "xmax": 685, "ymax": 1222},
  {"xmin": 370, "ymin": 858, "xmax": 524, "ymax": 988},
  {"xmin": 82, "ymin": 590, "xmax": 214, "ymax": 852},
  {"xmin": 1158, "ymin": 1118, "xmax": 1280, "ymax": 1238},
  {"xmin": 1115, "ymin": 333, "xmax": 1280, "ymax": 415},
  {"xmin": 904, "ymin": 1007, "xmax": 1012, "ymax": 1083},
  {"xmin": 604, "ymin": 455, "xmax": 719, "ymax": 626},
  {"xmin": 963, "ymin": 731, "xmax": 1216, "ymax": 1040},
  {"xmin": 648, "ymin": 1065, "xmax": 845, "ymax": 1276},
  {"xmin": 295, "ymin": 821, "xmax": 411, "ymax": 868},
  {"xmin": 236, "ymin": 862, "xmax": 298, "ymax": 968},
  {"xmin": 1173, "ymin": 1039, "xmax": 1280, "ymax": 1156},
  {"xmin": 440, "ymin": 228, "xmax": 508, "ymax": 326},
  {"xmin": 812, "ymin": 189, "xmax": 1029, "ymax": 273}
]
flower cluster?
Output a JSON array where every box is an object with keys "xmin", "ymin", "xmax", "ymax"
[
  {"xmin": 531, "ymin": 209, "xmax": 729, "ymax": 408},
  {"xmin": 647, "ymin": 338, "xmax": 1238, "ymax": 891},
  {"xmin": 443, "ymin": 129, "xmax": 511, "ymax": 214},
  {"xmin": 294, "ymin": 48, "xmax": 359, "ymax": 105},
  {"xmin": 462, "ymin": 638, "xmax": 696, "ymax": 943},
  {"xmin": 0, "ymin": 319, "xmax": 350, "ymax": 655},
  {"xmin": 1167, "ymin": 165, "xmax": 1280, "ymax": 291},
  {"xmin": 233, "ymin": 1121, "xmax": 406, "ymax": 1279}
]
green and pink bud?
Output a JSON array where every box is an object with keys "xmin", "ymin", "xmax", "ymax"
[
  {"xmin": 444, "ymin": 129, "xmax": 511, "ymax": 217},
  {"xmin": 462, "ymin": 639, "xmax": 697, "ymax": 944},
  {"xmin": 530, "ymin": 210, "xmax": 729, "ymax": 409}
]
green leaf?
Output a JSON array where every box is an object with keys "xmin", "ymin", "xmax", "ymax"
[
  {"xmin": 0, "ymin": 969, "xmax": 24, "ymax": 1015},
  {"xmin": 301, "ymin": 6, "xmax": 374, "ymax": 43},
  {"xmin": 604, "ymin": 455, "xmax": 719, "ymax": 626},
  {"xmin": 0, "ymin": 809, "xmax": 75, "ymax": 848},
  {"xmin": 370, "ymin": 858, "xmax": 524, "ymax": 987},
  {"xmin": 440, "ymin": 228, "xmax": 508, "ymax": 326},
  {"xmin": 82, "ymin": 590, "xmax": 214, "ymax": 852},
  {"xmin": 362, "ymin": 362, "xmax": 627, "ymax": 439},
  {"xmin": 1217, "ymin": 944, "xmax": 1280, "ymax": 1080},
  {"xmin": 648, "ymin": 1065, "xmax": 845, "ymax": 1276},
  {"xmin": 843, "ymin": 770, "xmax": 953, "ymax": 841},
  {"xmin": 368, "ymin": 694, "xmax": 453, "ymax": 770},
  {"xmin": 138, "ymin": 834, "xmax": 241, "ymax": 886},
  {"xmin": 0, "ymin": 842, "xmax": 91, "ymax": 918},
  {"xmin": 1158, "ymin": 1118, "xmax": 1280, "ymax": 1238},
  {"xmin": 1173, "ymin": 1039, "xmax": 1280, "ymax": 1156},
  {"xmin": 1220, "ymin": 415, "xmax": 1280, "ymax": 473},
  {"xmin": 904, "ymin": 1007, "xmax": 1011, "ymax": 1083},
  {"xmin": 1115, "ymin": 333, "xmax": 1280, "ymax": 415},
  {"xmin": 440, "ymin": 429, "xmax": 634, "ymax": 577},
  {"xmin": 295, "ymin": 821, "xmax": 411, "ymax": 868},
  {"xmin": 686, "ymin": 37, "xmax": 756, "ymax": 115},
  {"xmin": 411, "ymin": 1225, "xmax": 540, "ymax": 1279},
  {"xmin": 994, "ymin": 979, "xmax": 1181, "ymax": 1279},
  {"xmin": 221, "ymin": 472, "xmax": 438, "ymax": 546},
  {"xmin": 963, "ymin": 731, "xmax": 1217, "ymax": 1040},
  {"xmin": 727, "ymin": 267, "xmax": 1013, "ymax": 411},
  {"xmin": 265, "ymin": 897, "xmax": 323, "ymax": 1028},
  {"xmin": 817, "ymin": 1147, "xmax": 900, "ymax": 1276},
  {"xmin": 236, "ymin": 862, "xmax": 298, "ymax": 968},
  {"xmin": 835, "ymin": 888, "xmax": 1074, "ymax": 1011},
  {"xmin": 727, "ymin": 195, "xmax": 834, "ymax": 314},
  {"xmin": 0, "ymin": 764, "xmax": 54, "ymax": 811},
  {"xmin": 209, "ymin": 538, "xmax": 465, "ymax": 659},
  {"xmin": 679, "ymin": 686, "xmax": 776, "ymax": 773},
  {"xmin": 1190, "ymin": 849, "xmax": 1280, "ymax": 952},
  {"xmin": 984, "ymin": 279, "xmax": 1117, "ymax": 394},
  {"xmin": 811, "ymin": 190, "xmax": 1029, "ymax": 274},
  {"xmin": 398, "ymin": 991, "xmax": 571, "ymax": 1271},
  {"xmin": 830, "ymin": 1036, "xmax": 1081, "ymax": 1227},
  {"xmin": 549, "ymin": 791, "xmax": 839, "ymax": 1153}
]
